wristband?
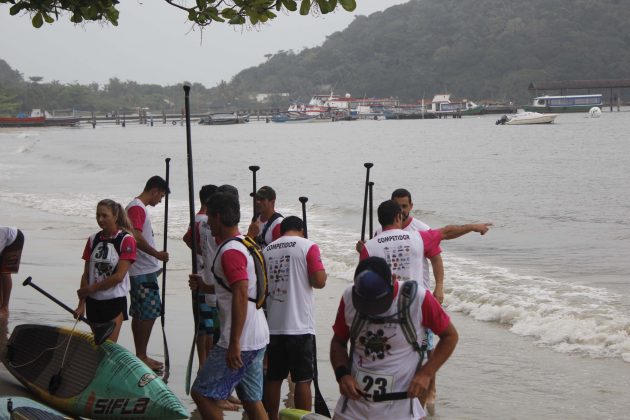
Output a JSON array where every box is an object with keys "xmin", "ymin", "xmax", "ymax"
[{"xmin": 334, "ymin": 366, "xmax": 350, "ymax": 382}]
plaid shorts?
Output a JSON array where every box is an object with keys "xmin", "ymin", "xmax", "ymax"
[
  {"xmin": 197, "ymin": 293, "xmax": 218, "ymax": 337},
  {"xmin": 129, "ymin": 272, "xmax": 162, "ymax": 320}
]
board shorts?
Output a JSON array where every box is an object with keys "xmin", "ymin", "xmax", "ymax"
[
  {"xmin": 192, "ymin": 346, "xmax": 265, "ymax": 402},
  {"xmin": 0, "ymin": 229, "xmax": 24, "ymax": 274},
  {"xmin": 86, "ymin": 296, "xmax": 128, "ymax": 324},
  {"xmin": 196, "ymin": 292, "xmax": 218, "ymax": 337},
  {"xmin": 129, "ymin": 272, "xmax": 162, "ymax": 320},
  {"xmin": 266, "ymin": 334, "xmax": 314, "ymax": 382}
]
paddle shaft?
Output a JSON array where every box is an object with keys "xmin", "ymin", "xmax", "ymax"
[
  {"xmin": 161, "ymin": 157, "xmax": 171, "ymax": 382},
  {"xmin": 368, "ymin": 181, "xmax": 374, "ymax": 239},
  {"xmin": 249, "ymin": 165, "xmax": 260, "ymax": 221},
  {"xmin": 299, "ymin": 196, "xmax": 308, "ymax": 239},
  {"xmin": 23, "ymin": 277, "xmax": 88, "ymax": 323},
  {"xmin": 183, "ymin": 83, "xmax": 199, "ymax": 394},
  {"xmin": 360, "ymin": 163, "xmax": 373, "ymax": 242}
]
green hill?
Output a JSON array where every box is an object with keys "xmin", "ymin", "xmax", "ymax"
[{"xmin": 224, "ymin": 0, "xmax": 630, "ymax": 104}]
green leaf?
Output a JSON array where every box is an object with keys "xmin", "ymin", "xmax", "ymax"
[
  {"xmin": 9, "ymin": 4, "xmax": 26, "ymax": 16},
  {"xmin": 32, "ymin": 12, "xmax": 43, "ymax": 28},
  {"xmin": 196, "ymin": 0, "xmax": 208, "ymax": 9},
  {"xmin": 43, "ymin": 12, "xmax": 55, "ymax": 23},
  {"xmin": 328, "ymin": 0, "xmax": 338, "ymax": 11},
  {"xmin": 316, "ymin": 0, "xmax": 330, "ymax": 14},
  {"xmin": 282, "ymin": 0, "xmax": 297, "ymax": 11},
  {"xmin": 188, "ymin": 10, "xmax": 197, "ymax": 21},
  {"xmin": 339, "ymin": 0, "xmax": 356, "ymax": 12},
  {"xmin": 299, "ymin": 0, "xmax": 311, "ymax": 15}
]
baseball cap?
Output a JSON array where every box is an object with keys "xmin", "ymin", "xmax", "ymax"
[
  {"xmin": 352, "ymin": 257, "xmax": 394, "ymax": 316},
  {"xmin": 256, "ymin": 186, "xmax": 276, "ymax": 200}
]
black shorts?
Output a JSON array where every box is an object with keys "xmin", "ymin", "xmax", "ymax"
[
  {"xmin": 86, "ymin": 296, "xmax": 128, "ymax": 324},
  {"xmin": 0, "ymin": 229, "xmax": 24, "ymax": 273},
  {"xmin": 266, "ymin": 334, "xmax": 314, "ymax": 382}
]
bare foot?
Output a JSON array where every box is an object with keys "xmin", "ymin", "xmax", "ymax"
[
  {"xmin": 227, "ymin": 395, "xmax": 242, "ymax": 405},
  {"xmin": 139, "ymin": 356, "xmax": 164, "ymax": 371},
  {"xmin": 216, "ymin": 400, "xmax": 240, "ymax": 411}
]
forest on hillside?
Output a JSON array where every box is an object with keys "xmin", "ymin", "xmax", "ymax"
[{"xmin": 2, "ymin": 0, "xmax": 630, "ymax": 115}]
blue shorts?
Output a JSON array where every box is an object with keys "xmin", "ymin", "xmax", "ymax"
[
  {"xmin": 129, "ymin": 272, "xmax": 162, "ymax": 320},
  {"xmin": 192, "ymin": 346, "xmax": 265, "ymax": 402}
]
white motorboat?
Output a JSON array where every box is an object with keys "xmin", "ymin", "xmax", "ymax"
[{"xmin": 496, "ymin": 112, "xmax": 558, "ymax": 125}]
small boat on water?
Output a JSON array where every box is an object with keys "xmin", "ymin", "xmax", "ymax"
[
  {"xmin": 270, "ymin": 113, "xmax": 320, "ymax": 123},
  {"xmin": 199, "ymin": 112, "xmax": 249, "ymax": 125},
  {"xmin": 522, "ymin": 94, "xmax": 603, "ymax": 113},
  {"xmin": 0, "ymin": 109, "xmax": 80, "ymax": 127},
  {"xmin": 496, "ymin": 112, "xmax": 559, "ymax": 125}
]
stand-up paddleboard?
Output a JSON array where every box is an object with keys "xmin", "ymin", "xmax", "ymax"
[
  {"xmin": 279, "ymin": 408, "xmax": 331, "ymax": 419},
  {"xmin": 2, "ymin": 324, "xmax": 188, "ymax": 419},
  {"xmin": 0, "ymin": 396, "xmax": 71, "ymax": 419}
]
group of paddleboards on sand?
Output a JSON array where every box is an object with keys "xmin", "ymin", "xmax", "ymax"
[{"xmin": 1, "ymin": 159, "xmax": 491, "ymax": 420}]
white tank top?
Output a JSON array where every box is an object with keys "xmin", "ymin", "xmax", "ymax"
[
  {"xmin": 364, "ymin": 228, "xmax": 425, "ymax": 286},
  {"xmin": 199, "ymin": 218, "xmax": 218, "ymax": 306},
  {"xmin": 86, "ymin": 231, "xmax": 131, "ymax": 300},
  {"xmin": 375, "ymin": 217, "xmax": 432, "ymax": 290},
  {"xmin": 213, "ymin": 236, "xmax": 269, "ymax": 351},
  {"xmin": 126, "ymin": 198, "xmax": 159, "ymax": 276},
  {"xmin": 264, "ymin": 236, "xmax": 318, "ymax": 335},
  {"xmin": 333, "ymin": 282, "xmax": 427, "ymax": 419}
]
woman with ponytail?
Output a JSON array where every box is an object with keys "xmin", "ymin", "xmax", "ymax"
[{"xmin": 75, "ymin": 199, "xmax": 137, "ymax": 342}]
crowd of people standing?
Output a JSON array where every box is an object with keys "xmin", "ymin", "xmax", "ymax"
[{"xmin": 3, "ymin": 174, "xmax": 491, "ymax": 420}]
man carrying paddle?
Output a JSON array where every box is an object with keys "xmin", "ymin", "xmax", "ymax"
[
  {"xmin": 330, "ymin": 256, "xmax": 458, "ymax": 419},
  {"xmin": 247, "ymin": 186, "xmax": 283, "ymax": 248},
  {"xmin": 126, "ymin": 175, "xmax": 169, "ymax": 371},
  {"xmin": 184, "ymin": 184, "xmax": 218, "ymax": 366},
  {"xmin": 262, "ymin": 216, "xmax": 327, "ymax": 420},
  {"xmin": 191, "ymin": 192, "xmax": 269, "ymax": 420}
]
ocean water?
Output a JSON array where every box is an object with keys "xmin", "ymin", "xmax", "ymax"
[{"xmin": 1, "ymin": 111, "xmax": 629, "ymax": 419}]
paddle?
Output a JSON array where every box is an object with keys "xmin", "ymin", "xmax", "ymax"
[
  {"xmin": 360, "ymin": 163, "xmax": 373, "ymax": 242},
  {"xmin": 299, "ymin": 196, "xmax": 331, "ymax": 418},
  {"xmin": 22, "ymin": 277, "xmax": 114, "ymax": 345},
  {"xmin": 249, "ymin": 165, "xmax": 260, "ymax": 220},
  {"xmin": 368, "ymin": 181, "xmax": 374, "ymax": 239},
  {"xmin": 183, "ymin": 82, "xmax": 200, "ymax": 395},
  {"xmin": 160, "ymin": 157, "xmax": 171, "ymax": 383}
]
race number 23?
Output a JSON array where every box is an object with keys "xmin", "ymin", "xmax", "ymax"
[{"xmin": 355, "ymin": 369, "xmax": 394, "ymax": 400}]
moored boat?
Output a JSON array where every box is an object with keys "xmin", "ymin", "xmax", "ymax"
[
  {"xmin": 522, "ymin": 94, "xmax": 603, "ymax": 113},
  {"xmin": 496, "ymin": 112, "xmax": 558, "ymax": 125},
  {"xmin": 199, "ymin": 112, "xmax": 249, "ymax": 125},
  {"xmin": 0, "ymin": 109, "xmax": 80, "ymax": 127}
]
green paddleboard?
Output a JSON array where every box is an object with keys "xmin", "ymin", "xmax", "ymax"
[
  {"xmin": 0, "ymin": 395, "xmax": 70, "ymax": 419},
  {"xmin": 2, "ymin": 324, "xmax": 188, "ymax": 419}
]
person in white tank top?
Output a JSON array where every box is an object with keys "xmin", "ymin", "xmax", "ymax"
[
  {"xmin": 330, "ymin": 257, "xmax": 458, "ymax": 420},
  {"xmin": 262, "ymin": 216, "xmax": 327, "ymax": 420}
]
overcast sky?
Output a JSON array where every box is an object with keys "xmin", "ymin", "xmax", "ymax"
[{"xmin": 0, "ymin": 1, "xmax": 408, "ymax": 87}]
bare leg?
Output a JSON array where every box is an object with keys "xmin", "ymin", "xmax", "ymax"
[
  {"xmin": 132, "ymin": 317, "xmax": 162, "ymax": 369},
  {"xmin": 107, "ymin": 313, "xmax": 125, "ymax": 343},
  {"xmin": 263, "ymin": 379, "xmax": 282, "ymax": 420},
  {"xmin": 196, "ymin": 334, "xmax": 207, "ymax": 367},
  {"xmin": 192, "ymin": 391, "xmax": 224, "ymax": 420},
  {"xmin": 242, "ymin": 401, "xmax": 268, "ymax": 420},
  {"xmin": 293, "ymin": 381, "xmax": 312, "ymax": 412},
  {"xmin": 0, "ymin": 273, "xmax": 12, "ymax": 317}
]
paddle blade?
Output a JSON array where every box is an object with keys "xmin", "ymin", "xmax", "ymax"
[
  {"xmin": 314, "ymin": 383, "xmax": 331, "ymax": 417},
  {"xmin": 90, "ymin": 320, "xmax": 115, "ymax": 345}
]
